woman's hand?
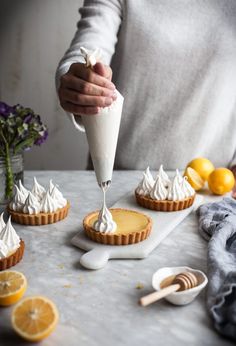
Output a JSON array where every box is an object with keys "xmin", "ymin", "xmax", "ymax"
[{"xmin": 58, "ymin": 62, "xmax": 116, "ymax": 115}]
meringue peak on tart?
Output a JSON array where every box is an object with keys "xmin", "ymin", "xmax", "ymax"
[
  {"xmin": 136, "ymin": 167, "xmax": 154, "ymax": 196},
  {"xmin": 9, "ymin": 185, "xmax": 25, "ymax": 212},
  {"xmin": 18, "ymin": 180, "xmax": 29, "ymax": 200},
  {"xmin": 0, "ymin": 216, "xmax": 20, "ymax": 253},
  {"xmin": 157, "ymin": 165, "xmax": 171, "ymax": 187},
  {"xmin": 31, "ymin": 177, "xmax": 46, "ymax": 201},
  {"xmin": 0, "ymin": 213, "xmax": 6, "ymax": 231},
  {"xmin": 23, "ymin": 192, "xmax": 41, "ymax": 215}
]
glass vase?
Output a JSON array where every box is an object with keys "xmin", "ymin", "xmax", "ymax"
[{"xmin": 0, "ymin": 153, "xmax": 24, "ymax": 207}]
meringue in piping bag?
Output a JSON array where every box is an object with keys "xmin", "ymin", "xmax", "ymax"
[{"xmin": 71, "ymin": 47, "xmax": 124, "ymax": 186}]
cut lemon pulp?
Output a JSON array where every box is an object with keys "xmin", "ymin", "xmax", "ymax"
[
  {"xmin": 0, "ymin": 270, "xmax": 27, "ymax": 306},
  {"xmin": 184, "ymin": 167, "xmax": 204, "ymax": 191},
  {"xmin": 12, "ymin": 296, "xmax": 59, "ymax": 342}
]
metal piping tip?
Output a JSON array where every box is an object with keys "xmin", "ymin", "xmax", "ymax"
[{"xmin": 99, "ymin": 180, "xmax": 111, "ymax": 191}]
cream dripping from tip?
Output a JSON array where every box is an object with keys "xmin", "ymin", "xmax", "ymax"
[{"xmin": 93, "ymin": 184, "xmax": 117, "ymax": 233}]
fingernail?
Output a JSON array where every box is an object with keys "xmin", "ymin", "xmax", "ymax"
[
  {"xmin": 105, "ymin": 98, "xmax": 112, "ymax": 106},
  {"xmin": 109, "ymin": 83, "xmax": 116, "ymax": 90},
  {"xmin": 112, "ymin": 91, "xmax": 117, "ymax": 99}
]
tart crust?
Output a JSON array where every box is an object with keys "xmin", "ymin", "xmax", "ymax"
[
  {"xmin": 0, "ymin": 239, "xmax": 25, "ymax": 271},
  {"xmin": 8, "ymin": 203, "xmax": 70, "ymax": 226},
  {"xmin": 83, "ymin": 208, "xmax": 152, "ymax": 245},
  {"xmin": 135, "ymin": 191, "xmax": 195, "ymax": 211}
]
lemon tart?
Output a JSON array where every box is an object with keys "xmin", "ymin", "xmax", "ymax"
[
  {"xmin": 0, "ymin": 214, "xmax": 25, "ymax": 271},
  {"xmin": 135, "ymin": 166, "xmax": 196, "ymax": 212},
  {"xmin": 8, "ymin": 178, "xmax": 69, "ymax": 225},
  {"xmin": 83, "ymin": 208, "xmax": 152, "ymax": 245}
]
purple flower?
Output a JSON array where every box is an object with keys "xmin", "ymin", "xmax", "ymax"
[
  {"xmin": 24, "ymin": 114, "xmax": 33, "ymax": 123},
  {"xmin": 0, "ymin": 102, "xmax": 13, "ymax": 118},
  {"xmin": 35, "ymin": 129, "xmax": 48, "ymax": 145}
]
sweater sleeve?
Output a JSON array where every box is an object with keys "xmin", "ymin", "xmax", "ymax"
[
  {"xmin": 56, "ymin": 0, "xmax": 123, "ymax": 131},
  {"xmin": 56, "ymin": 0, "xmax": 123, "ymax": 91}
]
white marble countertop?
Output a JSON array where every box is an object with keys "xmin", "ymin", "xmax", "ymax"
[{"xmin": 0, "ymin": 171, "xmax": 233, "ymax": 346}]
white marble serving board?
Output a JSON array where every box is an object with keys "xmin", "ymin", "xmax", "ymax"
[{"xmin": 71, "ymin": 194, "xmax": 203, "ymax": 270}]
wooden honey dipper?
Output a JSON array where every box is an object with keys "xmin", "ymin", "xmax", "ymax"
[{"xmin": 139, "ymin": 272, "xmax": 198, "ymax": 307}]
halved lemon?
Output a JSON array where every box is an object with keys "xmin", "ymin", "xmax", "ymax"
[
  {"xmin": 184, "ymin": 167, "xmax": 205, "ymax": 191},
  {"xmin": 186, "ymin": 157, "xmax": 214, "ymax": 181},
  {"xmin": 0, "ymin": 270, "xmax": 27, "ymax": 306},
  {"xmin": 11, "ymin": 296, "xmax": 59, "ymax": 342}
]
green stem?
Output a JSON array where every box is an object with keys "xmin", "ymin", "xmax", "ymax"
[
  {"xmin": 0, "ymin": 128, "xmax": 13, "ymax": 200},
  {"xmin": 4, "ymin": 143, "xmax": 14, "ymax": 199}
]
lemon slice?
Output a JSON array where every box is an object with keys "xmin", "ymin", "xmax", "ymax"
[
  {"xmin": 0, "ymin": 270, "xmax": 27, "ymax": 306},
  {"xmin": 184, "ymin": 167, "xmax": 204, "ymax": 191},
  {"xmin": 12, "ymin": 296, "xmax": 59, "ymax": 342}
]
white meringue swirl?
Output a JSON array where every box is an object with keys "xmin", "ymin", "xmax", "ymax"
[
  {"xmin": 150, "ymin": 176, "xmax": 168, "ymax": 200},
  {"xmin": 156, "ymin": 165, "xmax": 171, "ymax": 187},
  {"xmin": 18, "ymin": 180, "xmax": 29, "ymax": 200},
  {"xmin": 0, "ymin": 240, "xmax": 8, "ymax": 259},
  {"xmin": 0, "ymin": 213, "xmax": 6, "ymax": 232},
  {"xmin": 167, "ymin": 176, "xmax": 185, "ymax": 201},
  {"xmin": 93, "ymin": 205, "xmax": 117, "ymax": 233},
  {"xmin": 31, "ymin": 177, "xmax": 46, "ymax": 201},
  {"xmin": 136, "ymin": 167, "xmax": 155, "ymax": 196},
  {"xmin": 0, "ymin": 216, "xmax": 20, "ymax": 253},
  {"xmin": 9, "ymin": 185, "xmax": 25, "ymax": 211},
  {"xmin": 181, "ymin": 176, "xmax": 195, "ymax": 197},
  {"xmin": 41, "ymin": 190, "xmax": 59, "ymax": 213},
  {"xmin": 93, "ymin": 187, "xmax": 116, "ymax": 233},
  {"xmin": 23, "ymin": 192, "xmax": 41, "ymax": 214},
  {"xmin": 50, "ymin": 185, "xmax": 67, "ymax": 208},
  {"xmin": 175, "ymin": 169, "xmax": 184, "ymax": 184}
]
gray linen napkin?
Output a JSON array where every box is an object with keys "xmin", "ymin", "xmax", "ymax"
[{"xmin": 197, "ymin": 197, "xmax": 236, "ymax": 341}]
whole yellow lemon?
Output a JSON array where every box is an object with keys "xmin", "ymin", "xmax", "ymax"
[{"xmin": 208, "ymin": 168, "xmax": 235, "ymax": 195}]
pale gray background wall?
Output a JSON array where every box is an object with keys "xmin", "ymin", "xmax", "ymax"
[{"xmin": 0, "ymin": 0, "xmax": 88, "ymax": 170}]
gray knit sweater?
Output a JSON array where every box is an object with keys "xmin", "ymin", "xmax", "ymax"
[{"xmin": 56, "ymin": 0, "xmax": 236, "ymax": 170}]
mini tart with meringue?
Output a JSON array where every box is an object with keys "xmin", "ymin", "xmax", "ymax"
[
  {"xmin": 135, "ymin": 166, "xmax": 196, "ymax": 212},
  {"xmin": 83, "ymin": 208, "xmax": 152, "ymax": 245},
  {"xmin": 8, "ymin": 178, "xmax": 69, "ymax": 225},
  {"xmin": 0, "ymin": 214, "xmax": 25, "ymax": 271}
]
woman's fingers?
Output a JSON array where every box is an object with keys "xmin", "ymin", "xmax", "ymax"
[
  {"xmin": 61, "ymin": 101, "xmax": 100, "ymax": 115},
  {"xmin": 69, "ymin": 63, "xmax": 115, "ymax": 89},
  {"xmin": 61, "ymin": 89, "xmax": 114, "ymax": 107},
  {"xmin": 61, "ymin": 74, "xmax": 116, "ymax": 98}
]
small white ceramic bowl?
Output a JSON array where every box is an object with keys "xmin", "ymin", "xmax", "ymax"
[{"xmin": 152, "ymin": 266, "xmax": 208, "ymax": 305}]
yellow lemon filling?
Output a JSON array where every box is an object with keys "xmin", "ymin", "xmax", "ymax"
[{"xmin": 88, "ymin": 209, "xmax": 150, "ymax": 235}]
